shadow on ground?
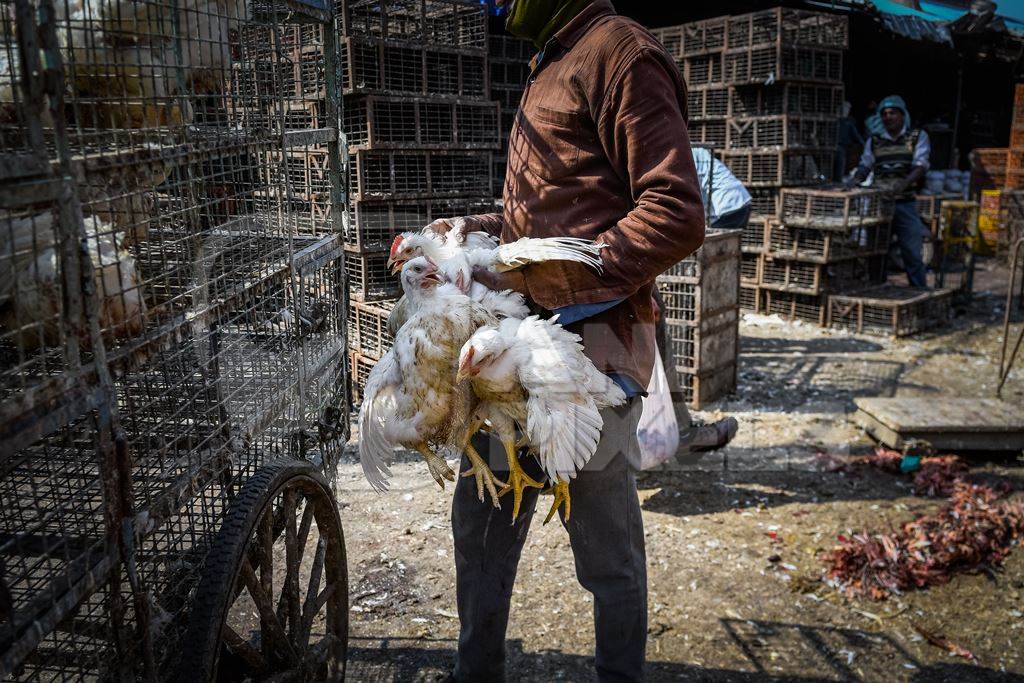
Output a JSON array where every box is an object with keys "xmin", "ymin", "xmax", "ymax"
[{"xmin": 344, "ymin": 628, "xmax": 1024, "ymax": 682}]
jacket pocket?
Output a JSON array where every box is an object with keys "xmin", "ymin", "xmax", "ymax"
[{"xmin": 515, "ymin": 105, "xmax": 593, "ymax": 182}]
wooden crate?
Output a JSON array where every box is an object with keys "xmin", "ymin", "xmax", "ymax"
[
  {"xmin": 767, "ymin": 221, "xmax": 890, "ymax": 263},
  {"xmin": 739, "ymin": 284, "xmax": 764, "ymax": 312},
  {"xmin": 740, "ymin": 252, "xmax": 762, "ymax": 284},
  {"xmin": 687, "ymin": 86, "xmax": 730, "ymax": 118},
  {"xmin": 723, "ymin": 44, "xmax": 842, "ymax": 85},
  {"xmin": 726, "ymin": 7, "xmax": 849, "ymax": 50},
  {"xmin": 760, "ymin": 255, "xmax": 881, "ymax": 295},
  {"xmin": 662, "ymin": 307, "xmax": 738, "ymax": 374},
  {"xmin": 346, "ymin": 248, "xmax": 401, "ymax": 301},
  {"xmin": 721, "ymin": 149, "xmax": 833, "ymax": 187},
  {"xmin": 726, "ymin": 115, "xmax": 838, "ymax": 150},
  {"xmin": 689, "ymin": 118, "xmax": 728, "ymax": 148},
  {"xmin": 343, "ymin": 95, "xmax": 500, "ymax": 150},
  {"xmin": 350, "ymin": 351, "xmax": 379, "ymax": 403},
  {"xmin": 741, "ymin": 217, "xmax": 768, "ymax": 253},
  {"xmin": 678, "ymin": 363, "xmax": 737, "ymax": 409},
  {"xmin": 349, "ymin": 298, "xmax": 398, "ymax": 359},
  {"xmin": 779, "ymin": 187, "xmax": 892, "ymax": 231},
  {"xmin": 763, "ymin": 289, "xmax": 828, "ymax": 325},
  {"xmin": 827, "ymin": 285, "xmax": 954, "ymax": 337}
]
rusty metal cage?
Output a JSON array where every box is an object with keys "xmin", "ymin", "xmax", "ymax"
[{"xmin": 1, "ymin": 0, "xmax": 352, "ymax": 678}]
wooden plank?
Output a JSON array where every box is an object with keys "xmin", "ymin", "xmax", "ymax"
[{"xmin": 854, "ymin": 397, "xmax": 1024, "ymax": 451}]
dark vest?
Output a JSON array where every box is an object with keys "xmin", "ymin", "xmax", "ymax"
[{"xmin": 871, "ymin": 129, "xmax": 922, "ymax": 201}]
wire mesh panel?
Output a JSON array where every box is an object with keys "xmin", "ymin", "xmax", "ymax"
[
  {"xmin": 682, "ymin": 17, "xmax": 728, "ymax": 55},
  {"xmin": 339, "ymin": 0, "xmax": 486, "ymax": 49},
  {"xmin": 760, "ymin": 256, "xmax": 881, "ymax": 295},
  {"xmin": 689, "ymin": 118, "xmax": 727, "ymax": 148},
  {"xmin": 726, "ymin": 8, "xmax": 849, "ymax": 50},
  {"xmin": 748, "ymin": 186, "xmax": 780, "ymax": 220},
  {"xmin": 741, "ymin": 218, "xmax": 768, "ymax": 253},
  {"xmin": 780, "ymin": 187, "xmax": 893, "ymax": 231},
  {"xmin": 726, "ymin": 115, "xmax": 838, "ymax": 150},
  {"xmin": 721, "ymin": 149, "xmax": 833, "ymax": 187},
  {"xmin": 724, "ymin": 46, "xmax": 843, "ymax": 86},
  {"xmin": 763, "ymin": 289, "xmax": 827, "ymax": 325},
  {"xmin": 683, "ymin": 52, "xmax": 725, "ymax": 87},
  {"xmin": 827, "ymin": 285, "xmax": 954, "ymax": 337},
  {"xmin": 350, "ymin": 149, "xmax": 492, "ymax": 200},
  {"xmin": 344, "ymin": 95, "xmax": 499, "ymax": 149},
  {"xmin": 729, "ymin": 83, "xmax": 844, "ymax": 117},
  {"xmin": 687, "ymin": 86, "xmax": 730, "ymax": 119},
  {"xmin": 768, "ymin": 222, "xmax": 891, "ymax": 263},
  {"xmin": 1, "ymin": 0, "xmax": 348, "ymax": 677},
  {"xmin": 349, "ymin": 298, "xmax": 396, "ymax": 358}
]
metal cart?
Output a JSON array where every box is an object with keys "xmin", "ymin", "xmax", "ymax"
[{"xmin": 0, "ymin": 0, "xmax": 350, "ymax": 678}]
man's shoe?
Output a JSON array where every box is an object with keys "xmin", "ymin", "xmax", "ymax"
[{"xmin": 687, "ymin": 416, "xmax": 739, "ymax": 453}]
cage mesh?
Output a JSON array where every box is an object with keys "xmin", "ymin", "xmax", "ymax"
[{"xmin": 1, "ymin": 0, "xmax": 348, "ymax": 677}]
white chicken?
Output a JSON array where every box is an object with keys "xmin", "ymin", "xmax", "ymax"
[
  {"xmin": 0, "ymin": 212, "xmax": 147, "ymax": 349},
  {"xmin": 2, "ymin": 0, "xmax": 245, "ymax": 128},
  {"xmin": 455, "ymin": 315, "xmax": 626, "ymax": 522},
  {"xmin": 385, "ymin": 218, "xmax": 605, "ymax": 334},
  {"xmin": 359, "ymin": 256, "xmax": 507, "ymax": 505}
]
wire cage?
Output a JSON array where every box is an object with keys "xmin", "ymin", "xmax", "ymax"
[
  {"xmin": 779, "ymin": 187, "xmax": 894, "ymax": 231},
  {"xmin": 725, "ymin": 8, "xmax": 849, "ymax": 51},
  {"xmin": 723, "ymin": 45, "xmax": 843, "ymax": 86},
  {"xmin": 1, "ymin": 0, "xmax": 351, "ymax": 678},
  {"xmin": 827, "ymin": 285, "xmax": 954, "ymax": 337}
]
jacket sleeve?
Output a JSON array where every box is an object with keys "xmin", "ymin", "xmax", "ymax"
[
  {"xmin": 592, "ymin": 47, "xmax": 706, "ymax": 293},
  {"xmin": 463, "ymin": 212, "xmax": 504, "ymax": 238}
]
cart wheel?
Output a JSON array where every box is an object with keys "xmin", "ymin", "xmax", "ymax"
[{"xmin": 178, "ymin": 459, "xmax": 347, "ymax": 682}]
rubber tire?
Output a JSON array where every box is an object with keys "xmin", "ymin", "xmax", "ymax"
[{"xmin": 176, "ymin": 458, "xmax": 348, "ymax": 682}]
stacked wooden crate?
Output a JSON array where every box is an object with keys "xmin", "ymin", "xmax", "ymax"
[
  {"xmin": 489, "ymin": 34, "xmax": 533, "ymax": 198},
  {"xmin": 338, "ymin": 0, "xmax": 500, "ymax": 397},
  {"xmin": 1007, "ymin": 84, "xmax": 1024, "ymax": 191},
  {"xmin": 653, "ymin": 9, "xmax": 848, "ymax": 315},
  {"xmin": 657, "ymin": 229, "xmax": 741, "ymax": 408},
  {"xmin": 757, "ymin": 187, "xmax": 892, "ymax": 324}
]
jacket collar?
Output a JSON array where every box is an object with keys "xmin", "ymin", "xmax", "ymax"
[{"xmin": 552, "ymin": 0, "xmax": 615, "ymax": 52}]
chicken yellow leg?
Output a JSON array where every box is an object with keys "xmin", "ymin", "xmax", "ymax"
[
  {"xmin": 497, "ymin": 438, "xmax": 544, "ymax": 522},
  {"xmin": 543, "ymin": 480, "xmax": 571, "ymax": 525},
  {"xmin": 457, "ymin": 415, "xmax": 506, "ymax": 508},
  {"xmin": 414, "ymin": 443, "xmax": 455, "ymax": 489}
]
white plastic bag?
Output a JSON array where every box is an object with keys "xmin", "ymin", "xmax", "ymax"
[{"xmin": 635, "ymin": 347, "xmax": 679, "ymax": 471}]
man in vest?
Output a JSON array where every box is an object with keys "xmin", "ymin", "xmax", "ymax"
[{"xmin": 847, "ymin": 94, "xmax": 931, "ymax": 287}]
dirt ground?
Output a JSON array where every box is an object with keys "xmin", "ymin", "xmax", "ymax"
[{"xmin": 336, "ymin": 259, "xmax": 1024, "ymax": 682}]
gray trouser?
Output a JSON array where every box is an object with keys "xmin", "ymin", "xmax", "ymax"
[{"xmin": 452, "ymin": 398, "xmax": 647, "ymax": 682}]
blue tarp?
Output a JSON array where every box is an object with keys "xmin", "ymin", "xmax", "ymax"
[{"xmin": 869, "ymin": 0, "xmax": 955, "ymax": 44}]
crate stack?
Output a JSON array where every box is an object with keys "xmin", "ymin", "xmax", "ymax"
[
  {"xmin": 489, "ymin": 34, "xmax": 533, "ymax": 198},
  {"xmin": 653, "ymin": 9, "xmax": 847, "ymax": 314},
  {"xmin": 657, "ymin": 229, "xmax": 741, "ymax": 408},
  {"xmin": 757, "ymin": 187, "xmax": 892, "ymax": 324},
  {"xmin": 335, "ymin": 0, "xmax": 501, "ymax": 397},
  {"xmin": 1008, "ymin": 84, "xmax": 1024, "ymax": 192}
]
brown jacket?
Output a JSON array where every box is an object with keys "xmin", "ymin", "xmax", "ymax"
[{"xmin": 469, "ymin": 0, "xmax": 705, "ymax": 387}]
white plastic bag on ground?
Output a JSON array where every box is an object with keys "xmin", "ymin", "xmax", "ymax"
[{"xmin": 635, "ymin": 347, "xmax": 679, "ymax": 471}]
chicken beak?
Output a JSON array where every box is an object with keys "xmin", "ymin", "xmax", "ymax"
[
  {"xmin": 456, "ymin": 347, "xmax": 475, "ymax": 383},
  {"xmin": 387, "ymin": 255, "xmax": 404, "ymax": 275}
]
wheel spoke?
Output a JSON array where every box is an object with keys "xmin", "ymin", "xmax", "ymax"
[
  {"xmin": 222, "ymin": 624, "xmax": 267, "ymax": 674},
  {"xmin": 276, "ymin": 490, "xmax": 302, "ymax": 643},
  {"xmin": 240, "ymin": 558, "xmax": 299, "ymax": 665},
  {"xmin": 297, "ymin": 539, "xmax": 327, "ymax": 650}
]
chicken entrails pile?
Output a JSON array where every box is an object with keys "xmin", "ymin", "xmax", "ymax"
[{"xmin": 358, "ymin": 221, "xmax": 625, "ymax": 523}]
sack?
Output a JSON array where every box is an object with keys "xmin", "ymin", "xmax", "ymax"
[{"xmin": 635, "ymin": 347, "xmax": 679, "ymax": 470}]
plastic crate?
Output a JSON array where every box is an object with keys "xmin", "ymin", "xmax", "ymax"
[
  {"xmin": 726, "ymin": 8, "xmax": 849, "ymax": 50},
  {"xmin": 724, "ymin": 45, "xmax": 842, "ymax": 85},
  {"xmin": 726, "ymin": 115, "xmax": 838, "ymax": 150},
  {"xmin": 779, "ymin": 187, "xmax": 893, "ymax": 231},
  {"xmin": 827, "ymin": 285, "xmax": 954, "ymax": 337}
]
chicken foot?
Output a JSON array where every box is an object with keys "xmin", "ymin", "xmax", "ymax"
[
  {"xmin": 498, "ymin": 438, "xmax": 544, "ymax": 522},
  {"xmin": 457, "ymin": 416, "xmax": 506, "ymax": 508},
  {"xmin": 414, "ymin": 443, "xmax": 456, "ymax": 489},
  {"xmin": 543, "ymin": 480, "xmax": 572, "ymax": 525}
]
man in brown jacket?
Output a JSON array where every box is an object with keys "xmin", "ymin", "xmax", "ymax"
[{"xmin": 435, "ymin": 1, "xmax": 705, "ymax": 680}]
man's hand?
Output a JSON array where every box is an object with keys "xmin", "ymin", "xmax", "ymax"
[
  {"xmin": 423, "ymin": 217, "xmax": 460, "ymax": 236},
  {"xmin": 472, "ymin": 266, "xmax": 528, "ymax": 296}
]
